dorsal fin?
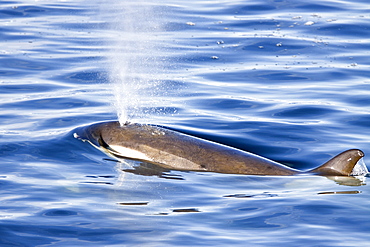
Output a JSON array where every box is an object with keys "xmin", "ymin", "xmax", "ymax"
[{"xmin": 309, "ymin": 149, "xmax": 364, "ymax": 176}]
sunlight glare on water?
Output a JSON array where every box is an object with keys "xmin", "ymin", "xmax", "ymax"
[{"xmin": 1, "ymin": 0, "xmax": 370, "ymax": 246}]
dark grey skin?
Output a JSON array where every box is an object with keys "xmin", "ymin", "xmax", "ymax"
[{"xmin": 76, "ymin": 121, "xmax": 365, "ymax": 176}]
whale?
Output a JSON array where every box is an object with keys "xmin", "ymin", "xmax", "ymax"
[{"xmin": 75, "ymin": 121, "xmax": 367, "ymax": 176}]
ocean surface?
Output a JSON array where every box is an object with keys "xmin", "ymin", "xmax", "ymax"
[{"xmin": 1, "ymin": 0, "xmax": 370, "ymax": 246}]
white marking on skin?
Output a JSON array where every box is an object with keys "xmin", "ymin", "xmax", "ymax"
[{"xmin": 109, "ymin": 145, "xmax": 153, "ymax": 161}]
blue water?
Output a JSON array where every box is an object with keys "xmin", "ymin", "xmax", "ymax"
[{"xmin": 1, "ymin": 0, "xmax": 370, "ymax": 246}]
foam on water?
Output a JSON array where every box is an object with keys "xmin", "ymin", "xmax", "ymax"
[{"xmin": 351, "ymin": 158, "xmax": 369, "ymax": 177}]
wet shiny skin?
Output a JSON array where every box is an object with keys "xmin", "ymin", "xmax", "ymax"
[{"xmin": 77, "ymin": 121, "xmax": 364, "ymax": 176}]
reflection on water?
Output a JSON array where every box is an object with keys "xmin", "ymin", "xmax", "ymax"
[
  {"xmin": 328, "ymin": 175, "xmax": 367, "ymax": 187},
  {"xmin": 1, "ymin": 0, "xmax": 370, "ymax": 246},
  {"xmin": 119, "ymin": 160, "xmax": 185, "ymax": 180},
  {"xmin": 318, "ymin": 191, "xmax": 361, "ymax": 195}
]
